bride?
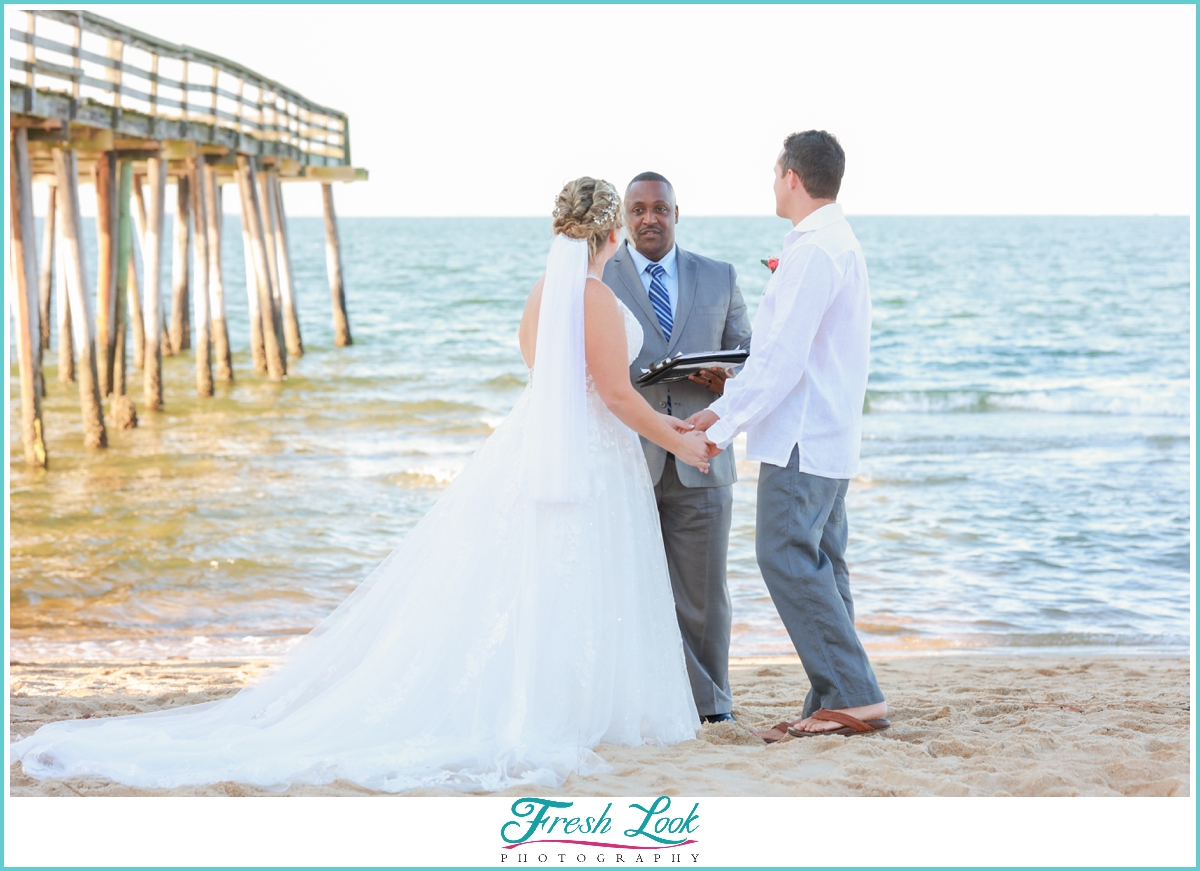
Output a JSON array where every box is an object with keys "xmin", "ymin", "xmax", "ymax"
[{"xmin": 11, "ymin": 177, "xmax": 718, "ymax": 793}]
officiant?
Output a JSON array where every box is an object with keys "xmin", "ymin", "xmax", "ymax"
[{"xmin": 603, "ymin": 172, "xmax": 753, "ymax": 723}]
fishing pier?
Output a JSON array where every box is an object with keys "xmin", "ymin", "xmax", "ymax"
[{"xmin": 8, "ymin": 10, "xmax": 368, "ymax": 468}]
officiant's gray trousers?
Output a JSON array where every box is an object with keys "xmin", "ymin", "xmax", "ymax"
[
  {"xmin": 654, "ymin": 458, "xmax": 734, "ymax": 718},
  {"xmin": 756, "ymin": 448, "xmax": 884, "ymax": 717}
]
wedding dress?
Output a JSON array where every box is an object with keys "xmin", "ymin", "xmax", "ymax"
[{"xmin": 10, "ymin": 236, "xmax": 700, "ymax": 792}]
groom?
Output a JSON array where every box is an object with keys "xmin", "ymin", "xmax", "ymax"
[
  {"xmin": 604, "ymin": 172, "xmax": 752, "ymax": 723},
  {"xmin": 689, "ymin": 132, "xmax": 888, "ymax": 737}
]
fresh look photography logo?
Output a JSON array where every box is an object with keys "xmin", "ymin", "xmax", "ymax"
[{"xmin": 500, "ymin": 796, "xmax": 700, "ymax": 864}]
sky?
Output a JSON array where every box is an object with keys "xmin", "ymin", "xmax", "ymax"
[{"xmin": 13, "ymin": 4, "xmax": 1199, "ymax": 217}]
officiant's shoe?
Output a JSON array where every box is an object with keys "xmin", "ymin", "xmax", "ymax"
[{"xmin": 702, "ymin": 713, "xmax": 735, "ymax": 724}]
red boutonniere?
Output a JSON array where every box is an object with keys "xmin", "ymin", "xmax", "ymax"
[{"xmin": 761, "ymin": 257, "xmax": 780, "ymax": 273}]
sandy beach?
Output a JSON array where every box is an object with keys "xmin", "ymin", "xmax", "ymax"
[{"xmin": 8, "ymin": 652, "xmax": 1190, "ymax": 797}]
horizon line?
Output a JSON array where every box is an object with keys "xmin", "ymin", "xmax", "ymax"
[
  {"xmin": 41, "ymin": 211, "xmax": 1194, "ymax": 220},
  {"xmin": 266, "ymin": 212, "xmax": 1194, "ymax": 219}
]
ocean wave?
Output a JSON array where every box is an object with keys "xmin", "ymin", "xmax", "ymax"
[
  {"xmin": 865, "ymin": 388, "xmax": 1189, "ymax": 417},
  {"xmin": 388, "ymin": 464, "xmax": 463, "ymax": 487},
  {"xmin": 483, "ymin": 373, "xmax": 529, "ymax": 390}
]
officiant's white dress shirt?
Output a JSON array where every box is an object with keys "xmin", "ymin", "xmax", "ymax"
[
  {"xmin": 705, "ymin": 203, "xmax": 871, "ymax": 478},
  {"xmin": 626, "ymin": 243, "xmax": 679, "ymax": 317}
]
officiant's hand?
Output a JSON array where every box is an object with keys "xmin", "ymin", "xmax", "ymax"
[
  {"xmin": 688, "ymin": 368, "xmax": 728, "ymax": 394},
  {"xmin": 661, "ymin": 413, "xmax": 695, "ymax": 434},
  {"xmin": 685, "ymin": 409, "xmax": 720, "ymax": 432},
  {"xmin": 675, "ymin": 431, "xmax": 713, "ymax": 474}
]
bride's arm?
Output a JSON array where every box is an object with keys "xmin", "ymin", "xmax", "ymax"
[{"xmin": 584, "ymin": 280, "xmax": 713, "ymax": 473}]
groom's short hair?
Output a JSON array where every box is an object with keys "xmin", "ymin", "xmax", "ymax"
[
  {"xmin": 781, "ymin": 131, "xmax": 845, "ymax": 200},
  {"xmin": 627, "ymin": 171, "xmax": 674, "ymax": 197}
]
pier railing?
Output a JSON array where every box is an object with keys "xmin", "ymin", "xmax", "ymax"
[{"xmin": 9, "ymin": 9, "xmax": 350, "ymax": 167}]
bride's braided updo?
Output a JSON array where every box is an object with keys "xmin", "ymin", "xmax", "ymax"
[{"xmin": 552, "ymin": 177, "xmax": 624, "ymax": 260}]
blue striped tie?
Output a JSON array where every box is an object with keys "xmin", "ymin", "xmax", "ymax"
[{"xmin": 646, "ymin": 263, "xmax": 673, "ymax": 341}]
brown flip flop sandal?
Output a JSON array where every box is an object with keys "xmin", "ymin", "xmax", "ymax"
[
  {"xmin": 787, "ymin": 708, "xmax": 891, "ymax": 737},
  {"xmin": 752, "ymin": 720, "xmax": 803, "ymax": 743}
]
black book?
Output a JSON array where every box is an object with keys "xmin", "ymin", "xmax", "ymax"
[{"xmin": 636, "ymin": 349, "xmax": 750, "ymax": 387}]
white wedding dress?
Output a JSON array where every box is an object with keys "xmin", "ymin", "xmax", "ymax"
[{"xmin": 11, "ymin": 238, "xmax": 700, "ymax": 793}]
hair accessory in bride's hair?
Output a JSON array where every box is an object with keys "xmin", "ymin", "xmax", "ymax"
[
  {"xmin": 586, "ymin": 195, "xmax": 619, "ymax": 228},
  {"xmin": 553, "ymin": 181, "xmax": 620, "ymax": 229}
]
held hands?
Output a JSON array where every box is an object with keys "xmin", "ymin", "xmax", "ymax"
[
  {"xmin": 662, "ymin": 413, "xmax": 720, "ymax": 471},
  {"xmin": 661, "ymin": 413, "xmax": 694, "ymax": 434},
  {"xmin": 684, "ymin": 409, "xmax": 720, "ymax": 433},
  {"xmin": 675, "ymin": 430, "xmax": 718, "ymax": 474},
  {"xmin": 674, "ymin": 409, "xmax": 723, "ymax": 471},
  {"xmin": 688, "ymin": 368, "xmax": 730, "ymax": 395}
]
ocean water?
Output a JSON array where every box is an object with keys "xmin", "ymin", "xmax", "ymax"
[{"xmin": 8, "ymin": 214, "xmax": 1192, "ymax": 660}]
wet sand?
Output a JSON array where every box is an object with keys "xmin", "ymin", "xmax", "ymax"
[{"xmin": 8, "ymin": 653, "xmax": 1190, "ymax": 797}]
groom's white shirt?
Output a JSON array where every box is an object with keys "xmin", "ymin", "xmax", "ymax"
[{"xmin": 705, "ymin": 203, "xmax": 870, "ymax": 478}]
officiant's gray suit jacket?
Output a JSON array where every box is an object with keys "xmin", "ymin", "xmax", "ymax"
[{"xmin": 604, "ymin": 241, "xmax": 753, "ymax": 487}]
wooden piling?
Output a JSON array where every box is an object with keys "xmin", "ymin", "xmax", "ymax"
[
  {"xmin": 204, "ymin": 166, "xmax": 233, "ymax": 382},
  {"xmin": 142, "ymin": 155, "xmax": 168, "ymax": 411},
  {"xmin": 129, "ymin": 175, "xmax": 146, "ymax": 370},
  {"xmin": 9, "ymin": 128, "xmax": 48, "ymax": 468},
  {"xmin": 271, "ymin": 175, "xmax": 303, "ymax": 357},
  {"xmin": 110, "ymin": 159, "xmax": 138, "ymax": 429},
  {"xmin": 38, "ymin": 183, "xmax": 55, "ymax": 355},
  {"xmin": 126, "ymin": 250, "xmax": 144, "ymax": 369},
  {"xmin": 259, "ymin": 171, "xmax": 282, "ymax": 318},
  {"xmin": 132, "ymin": 176, "xmax": 173, "ymax": 359},
  {"xmin": 169, "ymin": 174, "xmax": 191, "ymax": 353},
  {"xmin": 236, "ymin": 155, "xmax": 286, "ymax": 380},
  {"xmin": 322, "ymin": 183, "xmax": 352, "ymax": 347},
  {"xmin": 188, "ymin": 158, "xmax": 213, "ymax": 397},
  {"xmin": 52, "ymin": 147, "xmax": 108, "ymax": 448},
  {"xmin": 240, "ymin": 214, "xmax": 266, "ymax": 374},
  {"xmin": 257, "ymin": 169, "xmax": 288, "ymax": 367},
  {"xmin": 94, "ymin": 151, "xmax": 119, "ymax": 396},
  {"xmin": 55, "ymin": 218, "xmax": 73, "ymax": 382}
]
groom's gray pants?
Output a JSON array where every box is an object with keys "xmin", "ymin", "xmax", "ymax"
[
  {"xmin": 654, "ymin": 458, "xmax": 733, "ymax": 718},
  {"xmin": 757, "ymin": 447, "xmax": 883, "ymax": 717}
]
